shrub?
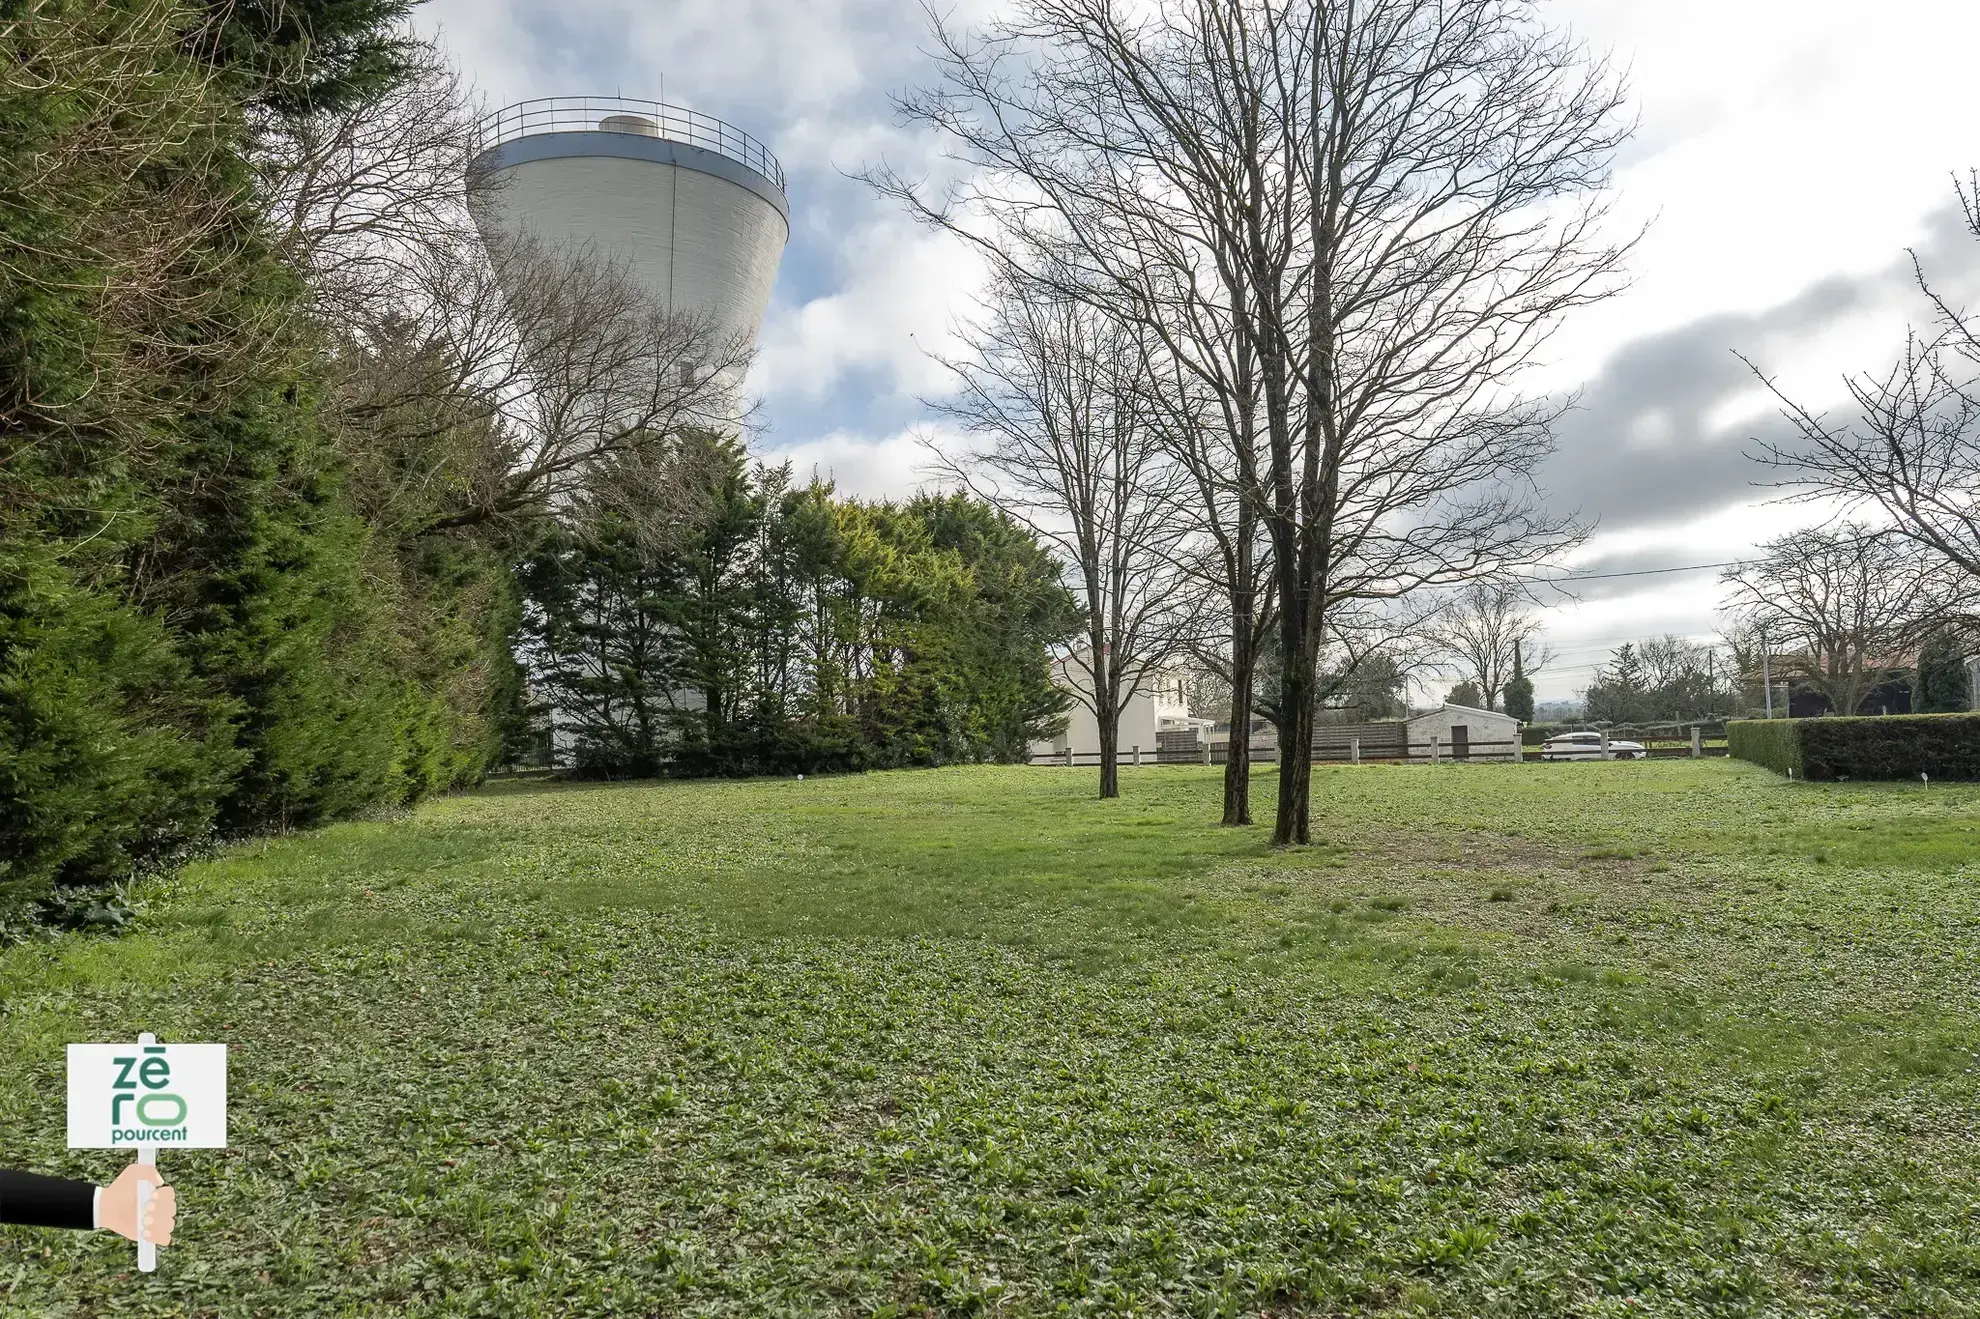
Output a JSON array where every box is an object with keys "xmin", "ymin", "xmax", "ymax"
[
  {"xmin": 1915, "ymin": 630, "xmax": 1973, "ymax": 713},
  {"xmin": 1, "ymin": 7, "xmax": 511, "ymax": 896},
  {"xmin": 1730, "ymin": 714, "xmax": 1980, "ymax": 780},
  {"xmin": 668, "ymin": 716, "xmax": 870, "ymax": 779},
  {"xmin": 1800, "ymin": 714, "xmax": 1980, "ymax": 781},
  {"xmin": 0, "ymin": 887, "xmax": 139, "ymax": 950},
  {"xmin": 1728, "ymin": 719, "xmax": 1803, "ymax": 777},
  {"xmin": 0, "ymin": 552, "xmax": 242, "ymax": 902}
]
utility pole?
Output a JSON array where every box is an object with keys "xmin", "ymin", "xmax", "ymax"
[{"xmin": 1761, "ymin": 629, "xmax": 1774, "ymax": 719}]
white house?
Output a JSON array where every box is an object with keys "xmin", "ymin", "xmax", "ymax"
[
  {"xmin": 1028, "ymin": 656, "xmax": 1212, "ymax": 761},
  {"xmin": 1403, "ymin": 703, "xmax": 1521, "ymax": 761},
  {"xmin": 1032, "ymin": 685, "xmax": 1522, "ymax": 764},
  {"xmin": 1967, "ymin": 654, "xmax": 1980, "ymax": 710}
]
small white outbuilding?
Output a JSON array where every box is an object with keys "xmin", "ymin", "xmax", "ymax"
[{"xmin": 1403, "ymin": 703, "xmax": 1522, "ymax": 761}]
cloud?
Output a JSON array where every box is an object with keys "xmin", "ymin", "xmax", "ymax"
[
  {"xmin": 758, "ymin": 425, "xmax": 968, "ymax": 503},
  {"xmin": 751, "ymin": 219, "xmax": 982, "ymax": 405},
  {"xmin": 1537, "ymin": 199, "xmax": 1980, "ymax": 538},
  {"xmin": 1541, "ymin": 0, "xmax": 1980, "ymax": 373}
]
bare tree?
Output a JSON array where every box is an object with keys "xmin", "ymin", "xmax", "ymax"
[
  {"xmin": 244, "ymin": 35, "xmax": 753, "ymax": 543},
  {"xmin": 320, "ymin": 227, "xmax": 752, "ymax": 541},
  {"xmin": 1754, "ymin": 173, "xmax": 1980, "ymax": 587},
  {"xmin": 927, "ymin": 271, "xmax": 1194, "ymax": 799},
  {"xmin": 251, "ymin": 40, "xmax": 483, "ymax": 328},
  {"xmin": 874, "ymin": 0, "xmax": 1620, "ymax": 842},
  {"xmin": 1430, "ymin": 585, "xmax": 1554, "ymax": 712},
  {"xmin": 1635, "ymin": 634, "xmax": 1715, "ymax": 695},
  {"xmin": 1721, "ymin": 527, "xmax": 1952, "ymax": 717},
  {"xmin": 1143, "ymin": 345, "xmax": 1275, "ymax": 822}
]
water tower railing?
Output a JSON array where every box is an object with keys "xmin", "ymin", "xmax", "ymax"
[{"xmin": 473, "ymin": 97, "xmax": 786, "ymax": 194}]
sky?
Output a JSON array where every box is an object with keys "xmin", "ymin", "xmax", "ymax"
[{"xmin": 419, "ymin": 0, "xmax": 1980, "ymax": 702}]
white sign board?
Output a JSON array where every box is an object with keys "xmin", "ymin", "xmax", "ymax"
[{"xmin": 66, "ymin": 1042, "xmax": 227, "ymax": 1150}]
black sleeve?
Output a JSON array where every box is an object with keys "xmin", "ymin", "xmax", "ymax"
[{"xmin": 0, "ymin": 1169, "xmax": 96, "ymax": 1231}]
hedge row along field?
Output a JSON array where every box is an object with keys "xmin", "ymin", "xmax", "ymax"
[
  {"xmin": 1726, "ymin": 719, "xmax": 1804, "ymax": 777},
  {"xmin": 1730, "ymin": 713, "xmax": 1980, "ymax": 780}
]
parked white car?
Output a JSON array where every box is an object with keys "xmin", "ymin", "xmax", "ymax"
[{"xmin": 1538, "ymin": 731, "xmax": 1646, "ymax": 760}]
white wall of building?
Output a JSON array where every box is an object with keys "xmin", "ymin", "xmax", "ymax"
[
  {"xmin": 1029, "ymin": 663, "xmax": 1197, "ymax": 759},
  {"xmin": 1404, "ymin": 703, "xmax": 1521, "ymax": 759}
]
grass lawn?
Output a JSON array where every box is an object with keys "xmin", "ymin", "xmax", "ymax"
[{"xmin": 3, "ymin": 761, "xmax": 1979, "ymax": 1316}]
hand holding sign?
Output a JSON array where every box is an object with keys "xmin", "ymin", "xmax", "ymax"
[
  {"xmin": 98, "ymin": 1163, "xmax": 175, "ymax": 1247},
  {"xmin": 67, "ymin": 1033, "xmax": 224, "ymax": 1273}
]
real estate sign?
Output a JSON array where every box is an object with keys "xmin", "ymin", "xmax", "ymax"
[{"xmin": 66, "ymin": 1042, "xmax": 227, "ymax": 1150}]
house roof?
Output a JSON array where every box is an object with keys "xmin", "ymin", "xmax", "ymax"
[{"xmin": 1407, "ymin": 702, "xmax": 1519, "ymax": 723}]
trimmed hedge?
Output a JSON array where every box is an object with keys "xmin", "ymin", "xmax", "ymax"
[
  {"xmin": 1729, "ymin": 714, "xmax": 1980, "ymax": 781},
  {"xmin": 1727, "ymin": 719, "xmax": 1803, "ymax": 778}
]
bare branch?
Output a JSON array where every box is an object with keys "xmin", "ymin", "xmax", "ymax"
[
  {"xmin": 922, "ymin": 269, "xmax": 1198, "ymax": 797},
  {"xmin": 1721, "ymin": 525, "xmax": 1962, "ymax": 717}
]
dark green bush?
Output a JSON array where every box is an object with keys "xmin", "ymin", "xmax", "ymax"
[
  {"xmin": 0, "ymin": 548, "xmax": 244, "ymax": 897},
  {"xmin": 1915, "ymin": 630, "xmax": 1974, "ymax": 713},
  {"xmin": 1731, "ymin": 715, "xmax": 1980, "ymax": 780},
  {"xmin": 1799, "ymin": 714, "xmax": 1980, "ymax": 781},
  {"xmin": 667, "ymin": 716, "xmax": 871, "ymax": 780},
  {"xmin": 1728, "ymin": 719, "xmax": 1803, "ymax": 777},
  {"xmin": 0, "ymin": 886, "xmax": 139, "ymax": 951}
]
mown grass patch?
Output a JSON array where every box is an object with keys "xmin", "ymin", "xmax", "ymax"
[{"xmin": 1, "ymin": 761, "xmax": 1978, "ymax": 1315}]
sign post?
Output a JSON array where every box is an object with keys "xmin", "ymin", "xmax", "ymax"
[
  {"xmin": 135, "ymin": 1128, "xmax": 155, "ymax": 1274},
  {"xmin": 67, "ymin": 1033, "xmax": 227, "ymax": 1272}
]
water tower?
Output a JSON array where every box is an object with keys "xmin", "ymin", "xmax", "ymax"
[{"xmin": 467, "ymin": 97, "xmax": 789, "ymax": 352}]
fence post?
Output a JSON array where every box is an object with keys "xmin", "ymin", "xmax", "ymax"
[
  {"xmin": 1065, "ymin": 745, "xmax": 1074, "ymax": 768},
  {"xmin": 1690, "ymin": 726, "xmax": 1702, "ymax": 758},
  {"xmin": 1133, "ymin": 744, "xmax": 1141, "ymax": 766},
  {"xmin": 1202, "ymin": 738, "xmax": 1211, "ymax": 766},
  {"xmin": 1599, "ymin": 731, "xmax": 1611, "ymax": 761},
  {"xmin": 1351, "ymin": 736, "xmax": 1361, "ymax": 765},
  {"xmin": 1431, "ymin": 735, "xmax": 1441, "ymax": 765},
  {"xmin": 1512, "ymin": 736, "xmax": 1523, "ymax": 763}
]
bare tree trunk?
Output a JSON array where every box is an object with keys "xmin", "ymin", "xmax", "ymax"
[
  {"xmin": 1274, "ymin": 597, "xmax": 1314, "ymax": 846},
  {"xmin": 1096, "ymin": 690, "xmax": 1121, "ymax": 798},
  {"xmin": 1223, "ymin": 586, "xmax": 1255, "ymax": 825},
  {"xmin": 924, "ymin": 272, "xmax": 1194, "ymax": 804}
]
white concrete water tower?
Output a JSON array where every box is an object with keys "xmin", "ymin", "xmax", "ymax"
[{"xmin": 467, "ymin": 97, "xmax": 789, "ymax": 350}]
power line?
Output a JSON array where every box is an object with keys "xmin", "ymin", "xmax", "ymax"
[{"xmin": 1535, "ymin": 559, "xmax": 1742, "ymax": 584}]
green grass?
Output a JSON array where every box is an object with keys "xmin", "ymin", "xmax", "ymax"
[{"xmin": 4, "ymin": 761, "xmax": 1980, "ymax": 1315}]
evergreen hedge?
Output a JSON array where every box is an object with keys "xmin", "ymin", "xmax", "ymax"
[
  {"xmin": 0, "ymin": 4, "xmax": 512, "ymax": 901},
  {"xmin": 1801, "ymin": 714, "xmax": 1980, "ymax": 780},
  {"xmin": 1730, "ymin": 715, "xmax": 1980, "ymax": 780},
  {"xmin": 1727, "ymin": 720, "xmax": 1803, "ymax": 778}
]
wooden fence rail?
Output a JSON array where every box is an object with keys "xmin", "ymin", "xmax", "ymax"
[{"xmin": 1026, "ymin": 738, "xmax": 1730, "ymax": 767}]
